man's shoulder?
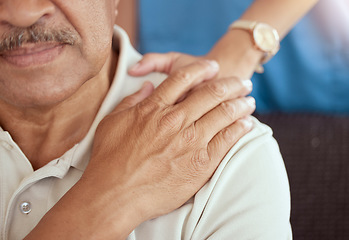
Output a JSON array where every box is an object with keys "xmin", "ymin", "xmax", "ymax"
[
  {"xmin": 130, "ymin": 119, "xmax": 291, "ymax": 239},
  {"xmin": 188, "ymin": 118, "xmax": 291, "ymax": 239}
]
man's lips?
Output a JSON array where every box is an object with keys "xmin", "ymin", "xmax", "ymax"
[{"xmin": 0, "ymin": 42, "xmax": 66, "ymax": 68}]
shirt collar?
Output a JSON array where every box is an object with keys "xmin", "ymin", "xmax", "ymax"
[{"xmin": 70, "ymin": 25, "xmax": 136, "ymax": 172}]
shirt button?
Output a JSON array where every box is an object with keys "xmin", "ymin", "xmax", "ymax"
[{"xmin": 20, "ymin": 202, "xmax": 32, "ymax": 214}]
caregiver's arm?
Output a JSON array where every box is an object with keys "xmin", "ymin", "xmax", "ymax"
[
  {"xmin": 206, "ymin": 0, "xmax": 319, "ymax": 79},
  {"xmin": 124, "ymin": 0, "xmax": 319, "ymax": 79}
]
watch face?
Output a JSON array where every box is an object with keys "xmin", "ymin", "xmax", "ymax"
[{"xmin": 253, "ymin": 23, "xmax": 280, "ymax": 52}]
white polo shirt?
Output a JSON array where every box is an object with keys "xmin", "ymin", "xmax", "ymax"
[{"xmin": 0, "ymin": 26, "xmax": 292, "ymax": 240}]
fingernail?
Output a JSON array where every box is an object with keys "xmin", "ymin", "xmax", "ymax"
[
  {"xmin": 243, "ymin": 79, "xmax": 253, "ymax": 89},
  {"xmin": 206, "ymin": 60, "xmax": 220, "ymax": 71},
  {"xmin": 247, "ymin": 97, "xmax": 256, "ymax": 106}
]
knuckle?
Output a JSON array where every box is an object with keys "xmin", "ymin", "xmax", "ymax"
[
  {"xmin": 136, "ymin": 98, "xmax": 160, "ymax": 116},
  {"xmin": 221, "ymin": 127, "xmax": 237, "ymax": 143},
  {"xmin": 220, "ymin": 101, "xmax": 237, "ymax": 121},
  {"xmin": 172, "ymin": 69, "xmax": 192, "ymax": 84},
  {"xmin": 228, "ymin": 98, "xmax": 252, "ymax": 118},
  {"xmin": 120, "ymin": 95, "xmax": 137, "ymax": 108},
  {"xmin": 237, "ymin": 118, "xmax": 253, "ymax": 132},
  {"xmin": 191, "ymin": 148, "xmax": 210, "ymax": 170},
  {"xmin": 182, "ymin": 124, "xmax": 197, "ymax": 144},
  {"xmin": 206, "ymin": 81, "xmax": 227, "ymax": 100},
  {"xmin": 159, "ymin": 109, "xmax": 186, "ymax": 131},
  {"xmin": 221, "ymin": 118, "xmax": 253, "ymax": 143}
]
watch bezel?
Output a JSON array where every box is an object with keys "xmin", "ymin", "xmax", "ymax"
[
  {"xmin": 253, "ymin": 23, "xmax": 280, "ymax": 53},
  {"xmin": 228, "ymin": 20, "xmax": 281, "ymax": 73}
]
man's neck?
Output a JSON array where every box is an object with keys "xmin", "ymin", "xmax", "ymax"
[{"xmin": 0, "ymin": 51, "xmax": 118, "ymax": 170}]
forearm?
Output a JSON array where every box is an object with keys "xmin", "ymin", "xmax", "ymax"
[
  {"xmin": 241, "ymin": 0, "xmax": 319, "ymax": 38},
  {"xmin": 24, "ymin": 179, "xmax": 141, "ymax": 240},
  {"xmin": 207, "ymin": 0, "xmax": 319, "ymax": 79}
]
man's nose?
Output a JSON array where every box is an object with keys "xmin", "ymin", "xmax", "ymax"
[{"xmin": 0, "ymin": 0, "xmax": 55, "ymax": 28}]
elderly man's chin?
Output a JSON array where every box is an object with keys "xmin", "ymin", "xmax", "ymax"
[
  {"xmin": 0, "ymin": 43, "xmax": 107, "ymax": 108},
  {"xmin": 0, "ymin": 76, "xmax": 88, "ymax": 108},
  {"xmin": 0, "ymin": 63, "xmax": 95, "ymax": 109}
]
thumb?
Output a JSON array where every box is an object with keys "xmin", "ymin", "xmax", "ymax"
[
  {"xmin": 113, "ymin": 81, "xmax": 155, "ymax": 113},
  {"xmin": 128, "ymin": 52, "xmax": 180, "ymax": 76}
]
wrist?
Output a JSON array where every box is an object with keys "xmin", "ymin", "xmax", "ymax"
[
  {"xmin": 229, "ymin": 20, "xmax": 280, "ymax": 73},
  {"xmin": 206, "ymin": 28, "xmax": 264, "ymax": 79},
  {"xmin": 71, "ymin": 176, "xmax": 146, "ymax": 239}
]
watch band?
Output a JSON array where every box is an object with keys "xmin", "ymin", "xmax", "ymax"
[
  {"xmin": 230, "ymin": 20, "xmax": 258, "ymax": 31},
  {"xmin": 229, "ymin": 20, "xmax": 280, "ymax": 73}
]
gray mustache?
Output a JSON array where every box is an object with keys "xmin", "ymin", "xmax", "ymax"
[{"xmin": 0, "ymin": 25, "xmax": 78, "ymax": 53}]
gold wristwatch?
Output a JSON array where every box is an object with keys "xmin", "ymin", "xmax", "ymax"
[{"xmin": 229, "ymin": 20, "xmax": 280, "ymax": 73}]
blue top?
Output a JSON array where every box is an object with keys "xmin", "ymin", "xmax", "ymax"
[{"xmin": 138, "ymin": 0, "xmax": 349, "ymax": 114}]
